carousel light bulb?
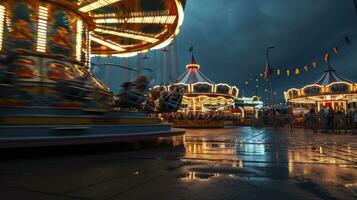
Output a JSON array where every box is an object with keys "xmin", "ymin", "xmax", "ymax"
[
  {"xmin": 76, "ymin": 19, "xmax": 83, "ymax": 61},
  {"xmin": 0, "ymin": 5, "xmax": 5, "ymax": 51},
  {"xmin": 94, "ymin": 28, "xmax": 159, "ymax": 43},
  {"xmin": 90, "ymin": 34, "xmax": 125, "ymax": 52},
  {"xmin": 79, "ymin": 0, "xmax": 123, "ymax": 13},
  {"xmin": 36, "ymin": 6, "xmax": 48, "ymax": 53},
  {"xmin": 95, "ymin": 15, "xmax": 177, "ymax": 24}
]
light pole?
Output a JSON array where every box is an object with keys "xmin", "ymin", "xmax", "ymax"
[
  {"xmin": 266, "ymin": 46, "xmax": 275, "ymax": 106},
  {"xmin": 266, "ymin": 46, "xmax": 277, "ymax": 126}
]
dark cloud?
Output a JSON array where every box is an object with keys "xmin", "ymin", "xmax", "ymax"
[
  {"xmin": 94, "ymin": 0, "xmax": 357, "ymax": 104},
  {"xmin": 175, "ymin": 0, "xmax": 357, "ymax": 103}
]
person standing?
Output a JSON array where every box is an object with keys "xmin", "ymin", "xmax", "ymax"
[{"xmin": 319, "ymin": 106, "xmax": 329, "ymax": 132}]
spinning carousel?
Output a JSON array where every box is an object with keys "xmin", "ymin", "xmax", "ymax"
[
  {"xmin": 163, "ymin": 54, "xmax": 239, "ymax": 113},
  {"xmin": 0, "ymin": 0, "xmax": 186, "ymax": 148},
  {"xmin": 284, "ymin": 65, "xmax": 357, "ymax": 114}
]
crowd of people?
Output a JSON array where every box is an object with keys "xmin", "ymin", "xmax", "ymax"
[{"xmin": 304, "ymin": 106, "xmax": 357, "ymax": 132}]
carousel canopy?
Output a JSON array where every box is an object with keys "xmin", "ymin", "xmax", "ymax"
[
  {"xmin": 284, "ymin": 65, "xmax": 357, "ymax": 106},
  {"xmin": 314, "ymin": 66, "xmax": 352, "ymax": 86},
  {"xmin": 176, "ymin": 55, "xmax": 214, "ymax": 84}
]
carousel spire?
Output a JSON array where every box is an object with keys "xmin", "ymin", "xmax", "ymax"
[{"xmin": 191, "ymin": 54, "xmax": 197, "ymax": 65}]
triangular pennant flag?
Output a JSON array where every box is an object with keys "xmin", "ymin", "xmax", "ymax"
[
  {"xmin": 276, "ymin": 69, "xmax": 280, "ymax": 75},
  {"xmin": 295, "ymin": 68, "xmax": 300, "ymax": 75},
  {"xmin": 345, "ymin": 36, "xmax": 351, "ymax": 44},
  {"xmin": 312, "ymin": 61, "xmax": 317, "ymax": 68},
  {"xmin": 333, "ymin": 47, "xmax": 338, "ymax": 54},
  {"xmin": 323, "ymin": 53, "xmax": 330, "ymax": 62},
  {"xmin": 304, "ymin": 65, "xmax": 308, "ymax": 72},
  {"xmin": 287, "ymin": 69, "xmax": 290, "ymax": 76}
]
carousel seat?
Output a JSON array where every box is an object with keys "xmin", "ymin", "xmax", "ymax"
[
  {"xmin": 115, "ymin": 88, "xmax": 146, "ymax": 108},
  {"xmin": 115, "ymin": 76, "xmax": 150, "ymax": 108},
  {"xmin": 56, "ymin": 79, "xmax": 92, "ymax": 100},
  {"xmin": 157, "ymin": 89, "xmax": 184, "ymax": 112}
]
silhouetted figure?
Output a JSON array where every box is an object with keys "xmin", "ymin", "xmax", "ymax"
[{"xmin": 115, "ymin": 75, "xmax": 150, "ymax": 108}]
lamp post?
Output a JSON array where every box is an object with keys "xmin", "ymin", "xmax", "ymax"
[
  {"xmin": 266, "ymin": 46, "xmax": 275, "ymax": 105},
  {"xmin": 266, "ymin": 46, "xmax": 277, "ymax": 127}
]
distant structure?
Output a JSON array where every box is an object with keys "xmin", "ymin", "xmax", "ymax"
[
  {"xmin": 284, "ymin": 65, "xmax": 357, "ymax": 114},
  {"xmin": 234, "ymin": 96, "xmax": 263, "ymax": 119},
  {"xmin": 159, "ymin": 54, "xmax": 239, "ymax": 113}
]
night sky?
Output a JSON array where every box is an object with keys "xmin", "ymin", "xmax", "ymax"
[{"xmin": 94, "ymin": 0, "xmax": 357, "ymax": 104}]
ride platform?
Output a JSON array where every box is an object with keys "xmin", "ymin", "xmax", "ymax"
[
  {"xmin": 173, "ymin": 120, "xmax": 224, "ymax": 128},
  {"xmin": 0, "ymin": 107, "xmax": 184, "ymax": 148}
]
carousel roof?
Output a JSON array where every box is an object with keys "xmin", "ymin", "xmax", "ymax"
[
  {"xmin": 4, "ymin": 0, "xmax": 185, "ymax": 56},
  {"xmin": 176, "ymin": 55, "xmax": 214, "ymax": 84},
  {"xmin": 314, "ymin": 66, "xmax": 353, "ymax": 86}
]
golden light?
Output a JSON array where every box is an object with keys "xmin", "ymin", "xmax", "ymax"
[
  {"xmin": 95, "ymin": 15, "xmax": 177, "ymax": 25},
  {"xmin": 76, "ymin": 19, "xmax": 83, "ymax": 61},
  {"xmin": 79, "ymin": 0, "xmax": 123, "ymax": 13},
  {"xmin": 36, "ymin": 5, "xmax": 48, "ymax": 53},
  {"xmin": 90, "ymin": 33, "xmax": 125, "ymax": 52},
  {"xmin": 0, "ymin": 5, "xmax": 4, "ymax": 51},
  {"xmin": 94, "ymin": 28, "xmax": 159, "ymax": 43}
]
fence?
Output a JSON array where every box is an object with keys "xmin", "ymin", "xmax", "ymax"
[{"xmin": 255, "ymin": 113, "xmax": 357, "ymax": 133}]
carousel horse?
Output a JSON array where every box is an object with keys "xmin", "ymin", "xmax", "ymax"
[
  {"xmin": 115, "ymin": 75, "xmax": 150, "ymax": 108},
  {"xmin": 0, "ymin": 51, "xmax": 19, "ymax": 97},
  {"xmin": 56, "ymin": 74, "xmax": 92, "ymax": 101}
]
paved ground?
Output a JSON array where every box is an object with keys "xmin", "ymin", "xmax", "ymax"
[{"xmin": 0, "ymin": 127, "xmax": 356, "ymax": 200}]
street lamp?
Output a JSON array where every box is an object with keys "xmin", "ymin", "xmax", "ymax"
[
  {"xmin": 266, "ymin": 46, "xmax": 277, "ymax": 127},
  {"xmin": 266, "ymin": 46, "xmax": 275, "ymax": 105}
]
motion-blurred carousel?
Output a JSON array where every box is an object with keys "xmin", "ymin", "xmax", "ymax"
[{"xmin": 0, "ymin": 0, "xmax": 186, "ymax": 148}]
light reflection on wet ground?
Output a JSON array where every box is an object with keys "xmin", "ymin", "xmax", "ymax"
[
  {"xmin": 0, "ymin": 127, "xmax": 356, "ymax": 200},
  {"xmin": 181, "ymin": 127, "xmax": 357, "ymax": 199}
]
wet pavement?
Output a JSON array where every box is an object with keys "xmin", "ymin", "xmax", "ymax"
[{"xmin": 0, "ymin": 127, "xmax": 356, "ymax": 200}]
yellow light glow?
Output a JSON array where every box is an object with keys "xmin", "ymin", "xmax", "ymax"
[
  {"xmin": 79, "ymin": 0, "xmax": 122, "ymax": 13},
  {"xmin": 76, "ymin": 19, "xmax": 83, "ymax": 61},
  {"xmin": 36, "ymin": 6, "xmax": 48, "ymax": 53},
  {"xmin": 90, "ymin": 33, "xmax": 125, "ymax": 52},
  {"xmin": 94, "ymin": 28, "xmax": 159, "ymax": 43},
  {"xmin": 0, "ymin": 5, "xmax": 5, "ymax": 51},
  {"xmin": 95, "ymin": 15, "xmax": 177, "ymax": 24}
]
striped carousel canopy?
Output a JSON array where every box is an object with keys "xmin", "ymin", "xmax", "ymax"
[
  {"xmin": 314, "ymin": 66, "xmax": 353, "ymax": 86},
  {"xmin": 176, "ymin": 55, "xmax": 214, "ymax": 84}
]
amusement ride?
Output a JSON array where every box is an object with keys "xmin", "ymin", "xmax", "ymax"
[
  {"xmin": 0, "ymin": 0, "xmax": 186, "ymax": 148},
  {"xmin": 284, "ymin": 64, "xmax": 357, "ymax": 114}
]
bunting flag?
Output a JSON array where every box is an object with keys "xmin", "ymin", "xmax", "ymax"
[
  {"xmin": 333, "ymin": 46, "xmax": 339, "ymax": 54},
  {"xmin": 263, "ymin": 63, "xmax": 272, "ymax": 80},
  {"xmin": 345, "ymin": 36, "xmax": 351, "ymax": 44},
  {"xmin": 240, "ymin": 35, "xmax": 354, "ymax": 87},
  {"xmin": 312, "ymin": 61, "xmax": 317, "ymax": 68},
  {"xmin": 304, "ymin": 65, "xmax": 308, "ymax": 72},
  {"xmin": 323, "ymin": 53, "xmax": 330, "ymax": 62}
]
